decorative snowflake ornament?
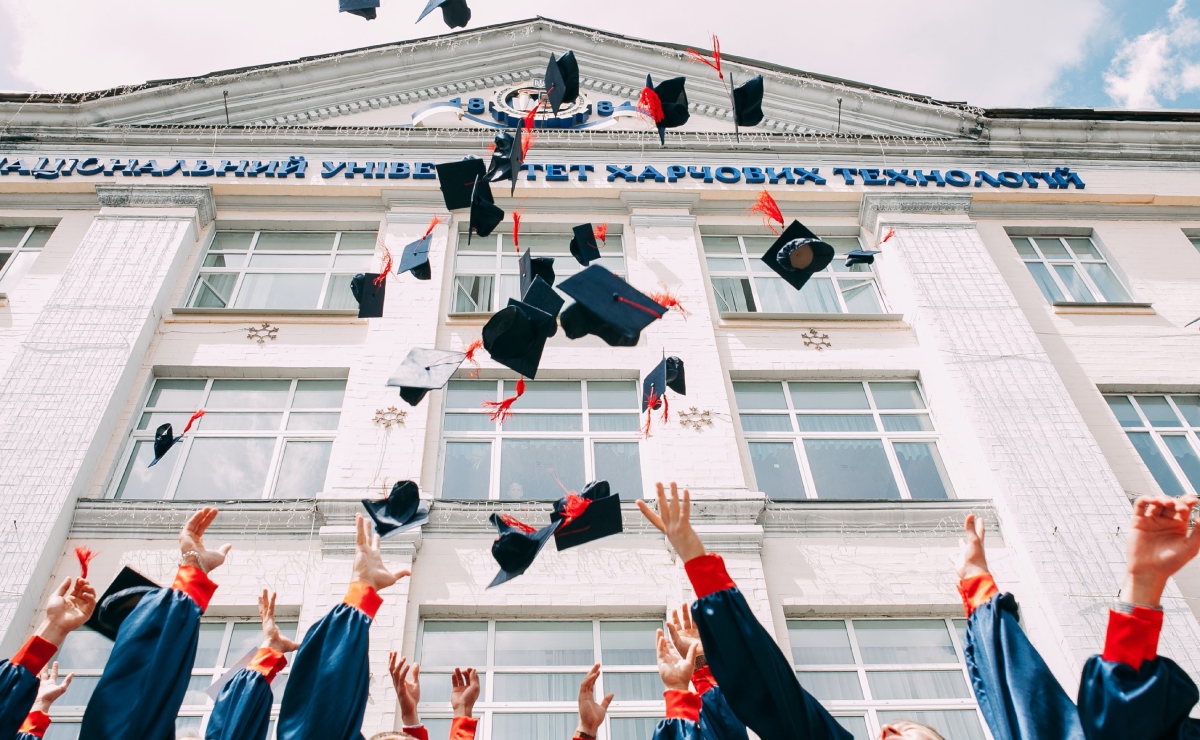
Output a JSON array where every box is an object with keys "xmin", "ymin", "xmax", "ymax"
[
  {"xmin": 373, "ymin": 407, "xmax": 407, "ymax": 428},
  {"xmin": 802, "ymin": 328, "xmax": 831, "ymax": 351},
  {"xmin": 245, "ymin": 323, "xmax": 279, "ymax": 345},
  {"xmin": 678, "ymin": 407, "xmax": 714, "ymax": 431}
]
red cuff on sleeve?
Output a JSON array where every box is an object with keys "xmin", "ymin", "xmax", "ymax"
[
  {"xmin": 18, "ymin": 710, "xmax": 50, "ymax": 737},
  {"xmin": 684, "ymin": 554, "xmax": 737, "ymax": 600},
  {"xmin": 957, "ymin": 573, "xmax": 1000, "ymax": 619},
  {"xmin": 449, "ymin": 716, "xmax": 478, "ymax": 740},
  {"xmin": 343, "ymin": 582, "xmax": 383, "ymax": 619},
  {"xmin": 247, "ymin": 647, "xmax": 288, "ymax": 683},
  {"xmin": 665, "ymin": 689, "xmax": 702, "ymax": 722},
  {"xmin": 692, "ymin": 664, "xmax": 717, "ymax": 695},
  {"xmin": 172, "ymin": 565, "xmax": 218, "ymax": 613},
  {"xmin": 402, "ymin": 724, "xmax": 429, "ymax": 740},
  {"xmin": 12, "ymin": 636, "xmax": 57, "ymax": 674},
  {"xmin": 1102, "ymin": 607, "xmax": 1163, "ymax": 671}
]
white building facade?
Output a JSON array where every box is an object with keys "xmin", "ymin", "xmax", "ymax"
[{"xmin": 1, "ymin": 17, "xmax": 1199, "ymax": 740}]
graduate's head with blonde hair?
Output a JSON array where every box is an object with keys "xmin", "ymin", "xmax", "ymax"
[{"xmin": 880, "ymin": 721, "xmax": 946, "ymax": 740}]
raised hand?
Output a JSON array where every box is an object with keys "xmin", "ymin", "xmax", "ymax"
[
  {"xmin": 667, "ymin": 603, "xmax": 703, "ymax": 663},
  {"xmin": 636, "ymin": 482, "xmax": 706, "ymax": 561},
  {"xmin": 656, "ymin": 628, "xmax": 697, "ymax": 692},
  {"xmin": 955, "ymin": 514, "xmax": 990, "ymax": 580},
  {"xmin": 258, "ymin": 590, "xmax": 299, "ymax": 654},
  {"xmin": 179, "ymin": 507, "xmax": 232, "ymax": 574},
  {"xmin": 40, "ymin": 577, "xmax": 96, "ymax": 646},
  {"xmin": 450, "ymin": 667, "xmax": 480, "ymax": 719},
  {"xmin": 389, "ymin": 653, "xmax": 421, "ymax": 726},
  {"xmin": 352, "ymin": 514, "xmax": 411, "ymax": 592},
  {"xmin": 576, "ymin": 663, "xmax": 613, "ymax": 737},
  {"xmin": 1122, "ymin": 494, "xmax": 1200, "ymax": 607},
  {"xmin": 32, "ymin": 662, "xmax": 73, "ymax": 714}
]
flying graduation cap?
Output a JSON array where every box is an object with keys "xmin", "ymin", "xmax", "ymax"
[
  {"xmin": 570, "ymin": 224, "xmax": 602, "ymax": 266},
  {"xmin": 387, "ymin": 347, "xmax": 468, "ymax": 406},
  {"xmin": 149, "ymin": 410, "xmax": 205, "ymax": 467},
  {"xmin": 641, "ymin": 356, "xmax": 686, "ymax": 435},
  {"xmin": 551, "ymin": 480, "xmax": 622, "ymax": 551},
  {"xmin": 488, "ymin": 513, "xmax": 561, "ymax": 588},
  {"xmin": 396, "ymin": 217, "xmax": 443, "ymax": 281},
  {"xmin": 559, "ymin": 265, "xmax": 667, "ymax": 347},
  {"xmin": 362, "ymin": 480, "xmax": 430, "ymax": 537},
  {"xmin": 732, "ymin": 74, "xmax": 765, "ymax": 128},
  {"xmin": 519, "ymin": 249, "xmax": 556, "ymax": 294},
  {"xmin": 351, "ymin": 273, "xmax": 386, "ymax": 318},
  {"xmin": 86, "ymin": 566, "xmax": 161, "ymax": 641},
  {"xmin": 482, "ymin": 300, "xmax": 554, "ymax": 380},
  {"xmin": 416, "ymin": 0, "xmax": 471, "ymax": 28},
  {"xmin": 845, "ymin": 249, "xmax": 881, "ymax": 267},
  {"xmin": 435, "ymin": 160, "xmax": 504, "ymax": 245},
  {"xmin": 544, "ymin": 51, "xmax": 580, "ymax": 115},
  {"xmin": 760, "ymin": 220, "xmax": 836, "ymax": 292},
  {"xmin": 485, "ymin": 129, "xmax": 525, "ymax": 198},
  {"xmin": 638, "ymin": 75, "xmax": 691, "ymax": 146},
  {"xmin": 339, "ymin": 0, "xmax": 379, "ymax": 20}
]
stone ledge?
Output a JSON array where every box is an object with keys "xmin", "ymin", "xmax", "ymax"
[
  {"xmin": 763, "ymin": 499, "xmax": 999, "ymax": 538},
  {"xmin": 95, "ymin": 184, "xmax": 216, "ymax": 226},
  {"xmin": 719, "ymin": 312, "xmax": 906, "ymax": 324}
]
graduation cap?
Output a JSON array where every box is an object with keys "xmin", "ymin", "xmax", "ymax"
[
  {"xmin": 387, "ymin": 348, "xmax": 467, "ymax": 406},
  {"xmin": 570, "ymin": 224, "xmax": 602, "ymax": 266},
  {"xmin": 397, "ymin": 219, "xmax": 442, "ymax": 281},
  {"xmin": 485, "ymin": 128, "xmax": 524, "ymax": 197},
  {"xmin": 149, "ymin": 410, "xmax": 205, "ymax": 468},
  {"xmin": 551, "ymin": 480, "xmax": 622, "ymax": 551},
  {"xmin": 760, "ymin": 220, "xmax": 835, "ymax": 291},
  {"xmin": 350, "ymin": 273, "xmax": 386, "ymax": 318},
  {"xmin": 519, "ymin": 249, "xmax": 556, "ymax": 294},
  {"xmin": 544, "ymin": 52, "xmax": 580, "ymax": 115},
  {"xmin": 339, "ymin": 0, "xmax": 379, "ymax": 20},
  {"xmin": 559, "ymin": 265, "xmax": 667, "ymax": 347},
  {"xmin": 436, "ymin": 159, "xmax": 491, "ymax": 211},
  {"xmin": 845, "ymin": 249, "xmax": 881, "ymax": 267},
  {"xmin": 521, "ymin": 276, "xmax": 564, "ymax": 333},
  {"xmin": 641, "ymin": 356, "xmax": 686, "ymax": 412},
  {"xmin": 488, "ymin": 514, "xmax": 561, "ymax": 588},
  {"xmin": 86, "ymin": 566, "xmax": 160, "ymax": 641},
  {"xmin": 416, "ymin": 0, "xmax": 471, "ymax": 28},
  {"xmin": 482, "ymin": 302, "xmax": 552, "ymax": 379},
  {"xmin": 732, "ymin": 74, "xmax": 765, "ymax": 128},
  {"xmin": 469, "ymin": 179, "xmax": 504, "ymax": 246},
  {"xmin": 362, "ymin": 480, "xmax": 430, "ymax": 537},
  {"xmin": 639, "ymin": 75, "xmax": 690, "ymax": 146}
]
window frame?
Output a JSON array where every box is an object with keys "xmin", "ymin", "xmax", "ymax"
[
  {"xmin": 1011, "ymin": 234, "xmax": 1132, "ymax": 305},
  {"xmin": 0, "ymin": 225, "xmax": 53, "ymax": 292},
  {"xmin": 700, "ymin": 231, "xmax": 885, "ymax": 316},
  {"xmin": 109, "ymin": 377, "xmax": 345, "ymax": 501},
  {"xmin": 788, "ymin": 617, "xmax": 985, "ymax": 740},
  {"xmin": 736, "ymin": 380, "xmax": 955, "ymax": 501},
  {"xmin": 438, "ymin": 379, "xmax": 643, "ymax": 501},
  {"xmin": 1104, "ymin": 393, "xmax": 1200, "ymax": 497},
  {"xmin": 184, "ymin": 229, "xmax": 379, "ymax": 311}
]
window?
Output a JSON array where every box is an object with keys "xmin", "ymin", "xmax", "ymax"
[
  {"xmin": 418, "ymin": 620, "xmax": 662, "ymax": 740},
  {"xmin": 735, "ymin": 381, "xmax": 954, "ymax": 501},
  {"xmin": 788, "ymin": 618, "xmax": 985, "ymax": 740},
  {"xmin": 186, "ymin": 230, "xmax": 378, "ymax": 310},
  {"xmin": 452, "ymin": 228, "xmax": 626, "ymax": 314},
  {"xmin": 700, "ymin": 231, "xmax": 884, "ymax": 315},
  {"xmin": 0, "ymin": 225, "xmax": 53, "ymax": 292},
  {"xmin": 113, "ymin": 378, "xmax": 345, "ymax": 500},
  {"xmin": 441, "ymin": 380, "xmax": 642, "ymax": 500},
  {"xmin": 1011, "ymin": 235, "xmax": 1131, "ymax": 304},
  {"xmin": 49, "ymin": 619, "xmax": 297, "ymax": 739},
  {"xmin": 1188, "ymin": 235, "xmax": 1200, "ymax": 254},
  {"xmin": 1104, "ymin": 394, "xmax": 1200, "ymax": 497}
]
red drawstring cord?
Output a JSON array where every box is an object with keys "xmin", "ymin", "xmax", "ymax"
[
  {"xmin": 424, "ymin": 215, "xmax": 443, "ymax": 238},
  {"xmin": 181, "ymin": 410, "xmax": 206, "ymax": 434},
  {"xmin": 593, "ymin": 223, "xmax": 609, "ymax": 244},
  {"xmin": 615, "ymin": 295, "xmax": 666, "ymax": 319},
  {"xmin": 512, "ymin": 211, "xmax": 522, "ymax": 250},
  {"xmin": 748, "ymin": 190, "xmax": 784, "ymax": 234},
  {"xmin": 74, "ymin": 546, "xmax": 97, "ymax": 579},
  {"xmin": 879, "ymin": 227, "xmax": 896, "ymax": 245},
  {"xmin": 483, "ymin": 377, "xmax": 526, "ymax": 422}
]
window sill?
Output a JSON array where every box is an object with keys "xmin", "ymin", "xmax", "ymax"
[
  {"xmin": 447, "ymin": 311, "xmax": 493, "ymax": 324},
  {"xmin": 0, "ymin": 293, "xmax": 7, "ymax": 307},
  {"xmin": 167, "ymin": 307, "xmax": 365, "ymax": 324},
  {"xmin": 763, "ymin": 498, "xmax": 1000, "ymax": 538},
  {"xmin": 1052, "ymin": 301, "xmax": 1154, "ymax": 315},
  {"xmin": 172, "ymin": 307, "xmax": 361, "ymax": 316},
  {"xmin": 720, "ymin": 312, "xmax": 905, "ymax": 323}
]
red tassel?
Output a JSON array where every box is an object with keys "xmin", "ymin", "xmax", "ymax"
[
  {"xmin": 560, "ymin": 494, "xmax": 592, "ymax": 528},
  {"xmin": 521, "ymin": 105, "xmax": 538, "ymax": 159},
  {"xmin": 512, "ymin": 211, "xmax": 522, "ymax": 250},
  {"xmin": 593, "ymin": 223, "xmax": 609, "ymax": 244},
  {"xmin": 500, "ymin": 515, "xmax": 537, "ymax": 535},
  {"xmin": 685, "ymin": 35, "xmax": 723, "ymax": 79},
  {"xmin": 642, "ymin": 387, "xmax": 660, "ymax": 438},
  {"xmin": 648, "ymin": 288, "xmax": 689, "ymax": 319},
  {"xmin": 638, "ymin": 86, "xmax": 664, "ymax": 123},
  {"xmin": 661, "ymin": 392, "xmax": 670, "ymax": 423},
  {"xmin": 880, "ymin": 227, "xmax": 896, "ymax": 245},
  {"xmin": 181, "ymin": 410, "xmax": 206, "ymax": 435},
  {"xmin": 483, "ymin": 377, "xmax": 526, "ymax": 422},
  {"xmin": 374, "ymin": 242, "xmax": 393, "ymax": 287},
  {"xmin": 748, "ymin": 190, "xmax": 784, "ymax": 234},
  {"xmin": 463, "ymin": 338, "xmax": 484, "ymax": 378},
  {"xmin": 424, "ymin": 215, "xmax": 443, "ymax": 238},
  {"xmin": 74, "ymin": 546, "xmax": 96, "ymax": 579}
]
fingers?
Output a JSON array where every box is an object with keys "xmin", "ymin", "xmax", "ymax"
[
  {"xmin": 657, "ymin": 483, "xmax": 670, "ymax": 526},
  {"xmin": 636, "ymin": 500, "xmax": 666, "ymax": 533},
  {"xmin": 975, "ymin": 514, "xmax": 986, "ymax": 540},
  {"xmin": 452, "ymin": 667, "xmax": 463, "ymax": 688},
  {"xmin": 684, "ymin": 641, "xmax": 698, "ymax": 669},
  {"xmin": 683, "ymin": 604, "xmax": 694, "ymax": 631},
  {"xmin": 394, "ymin": 569, "xmax": 412, "ymax": 581},
  {"xmin": 217, "ymin": 543, "xmax": 233, "ymax": 558},
  {"xmin": 580, "ymin": 663, "xmax": 599, "ymax": 695},
  {"xmin": 601, "ymin": 692, "xmax": 615, "ymax": 710},
  {"xmin": 54, "ymin": 578, "xmax": 70, "ymax": 598},
  {"xmin": 666, "ymin": 621, "xmax": 681, "ymax": 646},
  {"xmin": 388, "ymin": 651, "xmax": 398, "ymax": 675},
  {"xmin": 49, "ymin": 662, "xmax": 58, "ymax": 683},
  {"xmin": 412, "ymin": 663, "xmax": 420, "ymax": 684},
  {"xmin": 467, "ymin": 667, "xmax": 479, "ymax": 687},
  {"xmin": 356, "ymin": 514, "xmax": 366, "ymax": 547},
  {"xmin": 668, "ymin": 482, "xmax": 679, "ymax": 524},
  {"xmin": 681, "ymin": 486, "xmax": 691, "ymax": 527},
  {"xmin": 60, "ymin": 673, "xmax": 73, "ymax": 690}
]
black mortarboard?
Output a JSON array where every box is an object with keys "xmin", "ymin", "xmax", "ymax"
[
  {"xmin": 641, "ymin": 356, "xmax": 686, "ymax": 412},
  {"xmin": 416, "ymin": 0, "xmax": 471, "ymax": 28},
  {"xmin": 559, "ymin": 265, "xmax": 666, "ymax": 347},
  {"xmin": 387, "ymin": 347, "xmax": 467, "ymax": 406},
  {"xmin": 86, "ymin": 566, "xmax": 160, "ymax": 641},
  {"xmin": 845, "ymin": 249, "xmax": 881, "ymax": 267},
  {"xmin": 362, "ymin": 480, "xmax": 430, "ymax": 537},
  {"xmin": 488, "ymin": 514, "xmax": 561, "ymax": 588},
  {"xmin": 760, "ymin": 220, "xmax": 835, "ymax": 291},
  {"xmin": 469, "ymin": 178, "xmax": 504, "ymax": 245},
  {"xmin": 482, "ymin": 302, "xmax": 551, "ymax": 379},
  {"xmin": 350, "ymin": 273, "xmax": 386, "ymax": 318},
  {"xmin": 551, "ymin": 480, "xmax": 622, "ymax": 551},
  {"xmin": 645, "ymin": 75, "xmax": 690, "ymax": 145},
  {"xmin": 520, "ymin": 249, "xmax": 556, "ymax": 294},
  {"xmin": 149, "ymin": 410, "xmax": 205, "ymax": 468},
  {"xmin": 544, "ymin": 52, "xmax": 580, "ymax": 115},
  {"xmin": 732, "ymin": 75, "xmax": 765, "ymax": 127},
  {"xmin": 485, "ymin": 128, "xmax": 524, "ymax": 197},
  {"xmin": 339, "ymin": 0, "xmax": 378, "ymax": 20},
  {"xmin": 521, "ymin": 277, "xmax": 564, "ymax": 339},
  {"xmin": 436, "ymin": 159, "xmax": 491, "ymax": 211},
  {"xmin": 397, "ymin": 234, "xmax": 432, "ymax": 280},
  {"xmin": 570, "ymin": 224, "xmax": 602, "ymax": 266}
]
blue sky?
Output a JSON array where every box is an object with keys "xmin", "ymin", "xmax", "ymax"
[{"xmin": 2, "ymin": 0, "xmax": 1200, "ymax": 109}]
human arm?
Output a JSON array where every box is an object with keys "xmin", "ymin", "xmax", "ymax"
[
  {"xmin": 574, "ymin": 663, "xmax": 613, "ymax": 739},
  {"xmin": 14, "ymin": 663, "xmax": 73, "ymax": 739}
]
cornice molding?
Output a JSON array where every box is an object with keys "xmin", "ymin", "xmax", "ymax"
[
  {"xmin": 95, "ymin": 184, "xmax": 215, "ymax": 226},
  {"xmin": 762, "ymin": 499, "xmax": 999, "ymax": 538},
  {"xmin": 859, "ymin": 193, "xmax": 973, "ymax": 233}
]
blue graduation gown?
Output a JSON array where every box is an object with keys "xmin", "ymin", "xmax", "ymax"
[
  {"xmin": 0, "ymin": 642, "xmax": 49, "ymax": 739},
  {"xmin": 699, "ymin": 684, "xmax": 749, "ymax": 740},
  {"xmin": 80, "ymin": 567, "xmax": 216, "ymax": 740},
  {"xmin": 963, "ymin": 591, "xmax": 1085, "ymax": 740},
  {"xmin": 276, "ymin": 588, "xmax": 375, "ymax": 740},
  {"xmin": 653, "ymin": 718, "xmax": 702, "ymax": 740},
  {"xmin": 687, "ymin": 554, "xmax": 853, "ymax": 740},
  {"xmin": 206, "ymin": 649, "xmax": 286, "ymax": 740}
]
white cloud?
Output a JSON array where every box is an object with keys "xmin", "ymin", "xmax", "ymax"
[
  {"xmin": 1104, "ymin": 0, "xmax": 1200, "ymax": 107},
  {"xmin": 0, "ymin": 0, "xmax": 1104, "ymax": 107}
]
